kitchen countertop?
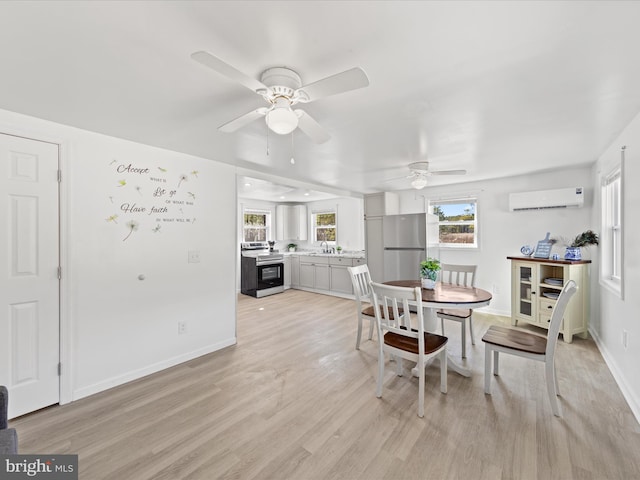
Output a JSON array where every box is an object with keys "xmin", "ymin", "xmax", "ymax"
[{"xmin": 282, "ymin": 251, "xmax": 365, "ymax": 259}]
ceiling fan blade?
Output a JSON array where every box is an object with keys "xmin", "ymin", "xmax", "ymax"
[
  {"xmin": 219, "ymin": 107, "xmax": 268, "ymax": 133},
  {"xmin": 430, "ymin": 169, "xmax": 467, "ymax": 176},
  {"xmin": 295, "ymin": 110, "xmax": 331, "ymax": 144},
  {"xmin": 382, "ymin": 174, "xmax": 414, "ymax": 184},
  {"xmin": 191, "ymin": 51, "xmax": 269, "ymax": 94},
  {"xmin": 297, "ymin": 67, "xmax": 369, "ymax": 103}
]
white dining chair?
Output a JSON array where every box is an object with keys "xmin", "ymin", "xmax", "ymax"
[
  {"xmin": 482, "ymin": 280, "xmax": 578, "ymax": 416},
  {"xmin": 348, "ymin": 265, "xmax": 403, "ymax": 350},
  {"xmin": 437, "ymin": 263, "xmax": 478, "ymax": 358},
  {"xmin": 370, "ymin": 281, "xmax": 448, "ymax": 418}
]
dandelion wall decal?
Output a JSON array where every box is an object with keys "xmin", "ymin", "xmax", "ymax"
[
  {"xmin": 177, "ymin": 175, "xmax": 188, "ymax": 188},
  {"xmin": 118, "ymin": 179, "xmax": 126, "ymax": 187},
  {"xmin": 106, "ymin": 214, "xmax": 118, "ymax": 224},
  {"xmin": 123, "ymin": 220, "xmax": 139, "ymax": 242},
  {"xmin": 135, "ymin": 186, "xmax": 142, "ymax": 195},
  {"xmin": 158, "ymin": 167, "xmax": 167, "ymax": 172},
  {"xmin": 109, "ymin": 196, "xmax": 114, "ymax": 203},
  {"xmin": 191, "ymin": 170, "xmax": 199, "ymax": 177},
  {"xmin": 187, "ymin": 192, "xmax": 196, "ymax": 200},
  {"xmin": 109, "ymin": 159, "xmax": 117, "ymax": 165},
  {"xmin": 152, "ymin": 225, "xmax": 162, "ymax": 233}
]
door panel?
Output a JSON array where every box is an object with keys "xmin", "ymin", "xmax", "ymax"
[{"xmin": 0, "ymin": 133, "xmax": 60, "ymax": 418}]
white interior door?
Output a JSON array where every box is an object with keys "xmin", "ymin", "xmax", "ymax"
[{"xmin": 0, "ymin": 133, "xmax": 60, "ymax": 418}]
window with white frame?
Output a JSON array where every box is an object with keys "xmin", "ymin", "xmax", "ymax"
[
  {"xmin": 243, "ymin": 209, "xmax": 271, "ymax": 242},
  {"xmin": 601, "ymin": 165, "xmax": 623, "ymax": 297},
  {"xmin": 430, "ymin": 199, "xmax": 478, "ymax": 248},
  {"xmin": 312, "ymin": 211, "xmax": 336, "ymax": 243}
]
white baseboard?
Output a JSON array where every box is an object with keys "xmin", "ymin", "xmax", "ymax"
[
  {"xmin": 589, "ymin": 328, "xmax": 640, "ymax": 425},
  {"xmin": 71, "ymin": 337, "xmax": 237, "ymax": 402}
]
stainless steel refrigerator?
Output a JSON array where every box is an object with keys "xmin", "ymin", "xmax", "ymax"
[{"xmin": 382, "ymin": 213, "xmax": 439, "ymax": 281}]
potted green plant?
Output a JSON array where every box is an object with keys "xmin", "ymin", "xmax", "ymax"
[
  {"xmin": 287, "ymin": 243, "xmax": 297, "ymax": 252},
  {"xmin": 336, "ymin": 245, "xmax": 343, "ymax": 254},
  {"xmin": 419, "ymin": 257, "xmax": 441, "ymax": 289},
  {"xmin": 565, "ymin": 230, "xmax": 599, "ymax": 260}
]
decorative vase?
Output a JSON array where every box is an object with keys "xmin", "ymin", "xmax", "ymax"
[
  {"xmin": 564, "ymin": 246, "xmax": 581, "ymax": 260},
  {"xmin": 288, "ymin": 247, "xmax": 296, "ymax": 252},
  {"xmin": 421, "ymin": 278, "xmax": 436, "ymax": 289}
]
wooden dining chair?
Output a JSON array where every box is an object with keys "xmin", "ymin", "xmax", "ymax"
[
  {"xmin": 348, "ymin": 264, "xmax": 403, "ymax": 350},
  {"xmin": 482, "ymin": 280, "xmax": 578, "ymax": 416},
  {"xmin": 437, "ymin": 263, "xmax": 478, "ymax": 358},
  {"xmin": 370, "ymin": 281, "xmax": 448, "ymax": 418}
]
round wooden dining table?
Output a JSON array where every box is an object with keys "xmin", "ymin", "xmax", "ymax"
[{"xmin": 383, "ymin": 280, "xmax": 493, "ymax": 377}]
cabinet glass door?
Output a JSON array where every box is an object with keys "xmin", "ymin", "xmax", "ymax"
[{"xmin": 516, "ymin": 264, "xmax": 535, "ymax": 320}]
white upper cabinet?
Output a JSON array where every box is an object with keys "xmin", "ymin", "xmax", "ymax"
[
  {"xmin": 276, "ymin": 204, "xmax": 308, "ymax": 241},
  {"xmin": 364, "ymin": 192, "xmax": 399, "ymax": 217}
]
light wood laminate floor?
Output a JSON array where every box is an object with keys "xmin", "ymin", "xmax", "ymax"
[{"xmin": 12, "ymin": 289, "xmax": 640, "ymax": 479}]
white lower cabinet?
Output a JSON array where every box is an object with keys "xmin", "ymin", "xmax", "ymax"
[
  {"xmin": 292, "ymin": 255, "xmax": 363, "ymax": 297},
  {"xmin": 290, "ymin": 255, "xmax": 300, "ymax": 287},
  {"xmin": 329, "ymin": 257, "xmax": 354, "ymax": 295},
  {"xmin": 283, "ymin": 256, "xmax": 291, "ymax": 289}
]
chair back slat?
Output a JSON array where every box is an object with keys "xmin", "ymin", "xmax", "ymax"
[
  {"xmin": 348, "ymin": 265, "xmax": 372, "ymax": 303},
  {"xmin": 546, "ymin": 280, "xmax": 578, "ymax": 357},
  {"xmin": 440, "ymin": 263, "xmax": 477, "ymax": 287}
]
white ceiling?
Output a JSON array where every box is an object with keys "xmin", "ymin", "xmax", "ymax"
[{"xmin": 2, "ymin": 1, "xmax": 640, "ymax": 201}]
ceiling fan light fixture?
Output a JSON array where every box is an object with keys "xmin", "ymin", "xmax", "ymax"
[
  {"xmin": 411, "ymin": 176, "xmax": 428, "ymax": 190},
  {"xmin": 266, "ymin": 97, "xmax": 298, "ymax": 134}
]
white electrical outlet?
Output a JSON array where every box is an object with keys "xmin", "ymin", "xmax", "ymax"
[
  {"xmin": 178, "ymin": 321, "xmax": 188, "ymax": 335},
  {"xmin": 622, "ymin": 330, "xmax": 628, "ymax": 349},
  {"xmin": 188, "ymin": 250, "xmax": 201, "ymax": 263}
]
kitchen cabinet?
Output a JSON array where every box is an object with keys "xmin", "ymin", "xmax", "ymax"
[
  {"xmin": 364, "ymin": 192, "xmax": 399, "ymax": 217},
  {"xmin": 508, "ymin": 256, "xmax": 590, "ymax": 343},
  {"xmin": 365, "ymin": 217, "xmax": 384, "ymax": 282},
  {"xmin": 329, "ymin": 256, "xmax": 353, "ymax": 295},
  {"xmin": 276, "ymin": 204, "xmax": 308, "ymax": 241},
  {"xmin": 299, "ymin": 256, "xmax": 328, "ymax": 289},
  {"xmin": 289, "ymin": 255, "xmax": 300, "ymax": 287},
  {"xmin": 283, "ymin": 256, "xmax": 291, "ymax": 289},
  {"xmin": 294, "ymin": 255, "xmax": 365, "ymax": 297}
]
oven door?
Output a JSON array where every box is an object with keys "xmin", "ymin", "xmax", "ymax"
[{"xmin": 257, "ymin": 262, "xmax": 284, "ymax": 290}]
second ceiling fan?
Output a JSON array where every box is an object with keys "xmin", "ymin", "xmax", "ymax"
[
  {"xmin": 191, "ymin": 51, "xmax": 370, "ymax": 144},
  {"xmin": 395, "ymin": 161, "xmax": 467, "ymax": 190}
]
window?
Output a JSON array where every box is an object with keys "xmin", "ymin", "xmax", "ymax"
[
  {"xmin": 430, "ymin": 199, "xmax": 478, "ymax": 248},
  {"xmin": 601, "ymin": 165, "xmax": 623, "ymax": 298},
  {"xmin": 313, "ymin": 211, "xmax": 336, "ymax": 243},
  {"xmin": 243, "ymin": 210, "xmax": 270, "ymax": 242}
]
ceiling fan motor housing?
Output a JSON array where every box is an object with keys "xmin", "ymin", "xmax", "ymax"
[{"xmin": 260, "ymin": 67, "xmax": 302, "ymax": 99}]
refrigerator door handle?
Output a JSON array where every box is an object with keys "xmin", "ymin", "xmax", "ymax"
[{"xmin": 383, "ymin": 247, "xmax": 425, "ymax": 251}]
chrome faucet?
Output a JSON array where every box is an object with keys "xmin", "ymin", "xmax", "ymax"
[{"xmin": 320, "ymin": 241, "xmax": 328, "ymax": 253}]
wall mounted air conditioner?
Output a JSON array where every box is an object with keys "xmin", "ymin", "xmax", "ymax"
[{"xmin": 509, "ymin": 187, "xmax": 584, "ymax": 211}]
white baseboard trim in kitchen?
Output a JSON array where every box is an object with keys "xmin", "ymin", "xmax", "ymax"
[
  {"xmin": 589, "ymin": 327, "xmax": 640, "ymax": 425},
  {"xmin": 71, "ymin": 337, "xmax": 237, "ymax": 402}
]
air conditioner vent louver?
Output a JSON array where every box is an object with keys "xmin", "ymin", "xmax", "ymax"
[{"xmin": 509, "ymin": 187, "xmax": 584, "ymax": 212}]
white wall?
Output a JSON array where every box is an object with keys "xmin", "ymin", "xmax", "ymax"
[
  {"xmin": 1, "ymin": 108, "xmax": 237, "ymax": 403},
  {"xmin": 395, "ymin": 166, "xmax": 594, "ymax": 316},
  {"xmin": 589, "ymin": 111, "xmax": 640, "ymax": 422}
]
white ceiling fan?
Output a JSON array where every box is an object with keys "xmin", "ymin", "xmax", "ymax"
[
  {"xmin": 191, "ymin": 51, "xmax": 369, "ymax": 144},
  {"xmin": 391, "ymin": 161, "xmax": 467, "ymax": 189}
]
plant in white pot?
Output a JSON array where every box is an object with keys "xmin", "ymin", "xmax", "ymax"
[
  {"xmin": 287, "ymin": 243, "xmax": 297, "ymax": 252},
  {"xmin": 420, "ymin": 257, "xmax": 441, "ymax": 289},
  {"xmin": 565, "ymin": 230, "xmax": 599, "ymax": 260}
]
